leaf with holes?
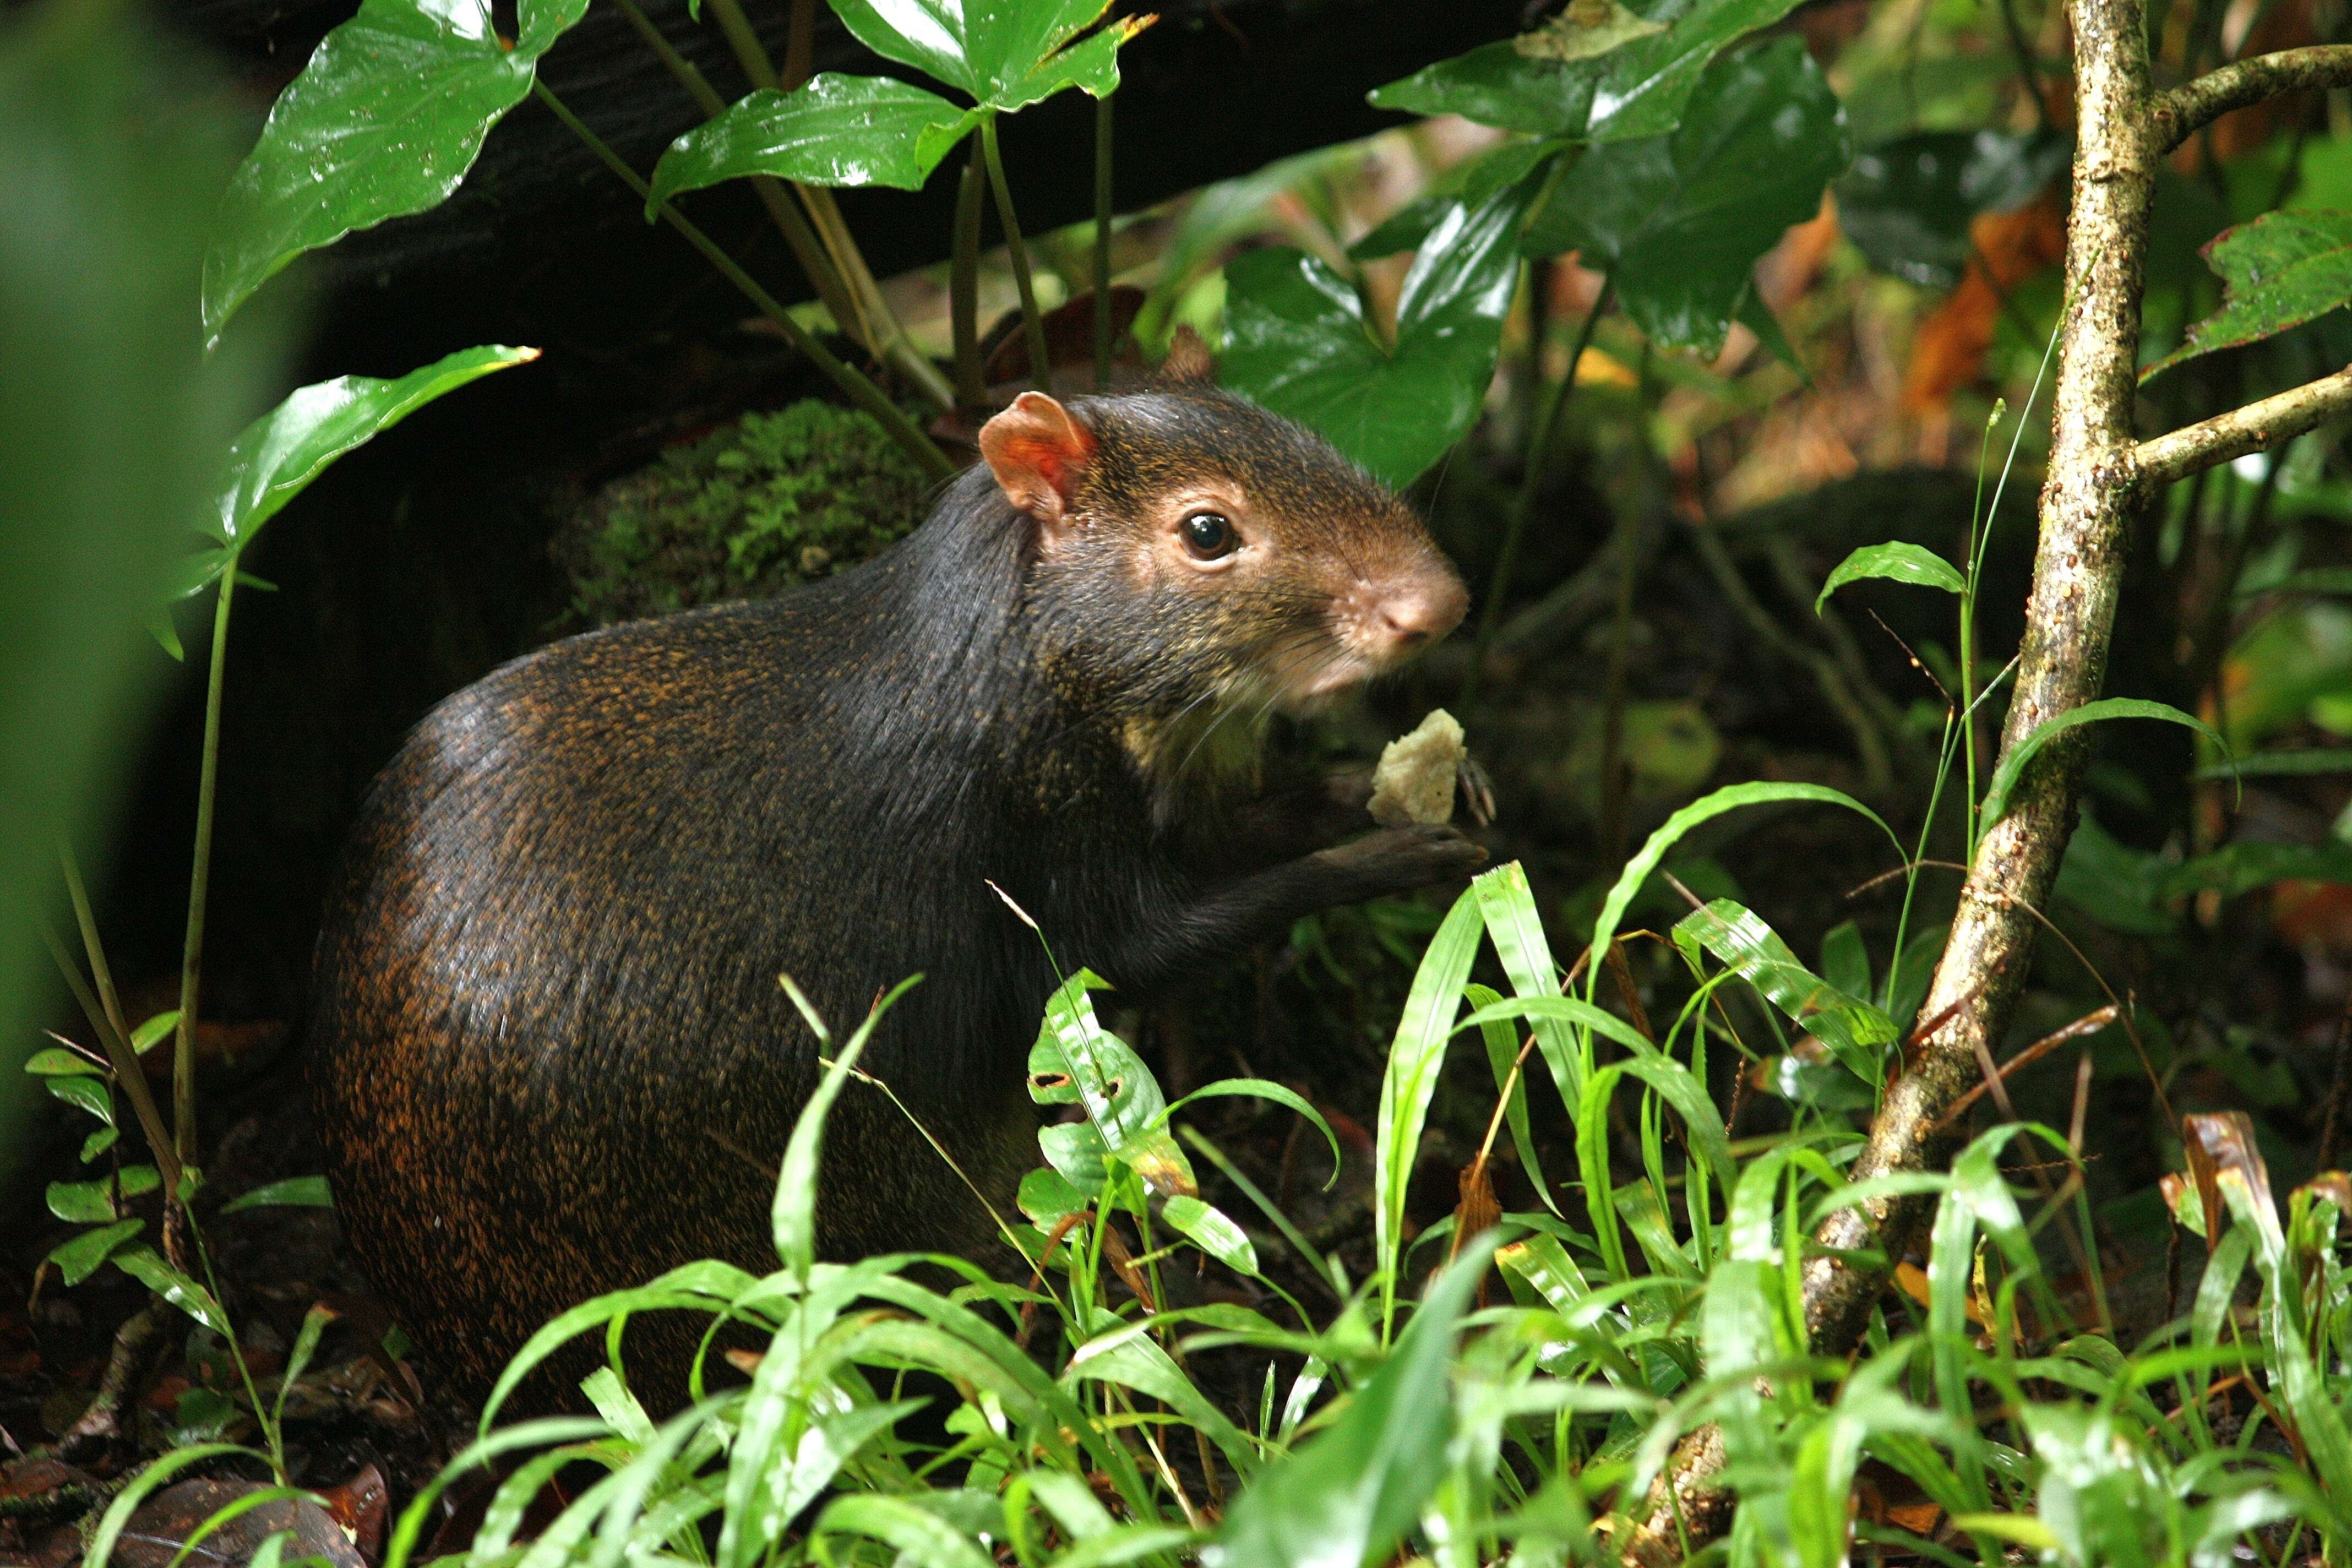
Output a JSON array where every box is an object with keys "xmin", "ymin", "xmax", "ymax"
[
  {"xmin": 2145, "ymin": 209, "xmax": 2352, "ymax": 380},
  {"xmin": 203, "ymin": 0, "xmax": 590, "ymax": 344},
  {"xmin": 1522, "ymin": 40, "xmax": 1849, "ymax": 353},
  {"xmin": 1028, "ymin": 971, "xmax": 1193, "ymax": 1197}
]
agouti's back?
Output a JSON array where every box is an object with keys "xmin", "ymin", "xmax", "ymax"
[{"xmin": 312, "ymin": 366, "xmax": 1481, "ymax": 1402}]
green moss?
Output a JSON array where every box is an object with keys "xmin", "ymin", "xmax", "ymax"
[{"xmin": 554, "ymin": 399, "xmax": 930, "ymax": 627}]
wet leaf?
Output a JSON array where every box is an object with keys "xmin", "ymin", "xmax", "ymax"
[
  {"xmin": 1370, "ymin": 0, "xmax": 1809, "ymax": 143},
  {"xmin": 1349, "ymin": 137, "xmax": 1562, "ymax": 260},
  {"xmin": 826, "ymin": 0, "xmax": 1143, "ymax": 111},
  {"xmin": 203, "ymin": 0, "xmax": 590, "ymax": 344},
  {"xmin": 1028, "ymin": 971, "xmax": 1194, "ymax": 1197},
  {"xmin": 648, "ymin": 74, "xmax": 977, "ymax": 213},
  {"xmin": 111, "ymin": 1246, "xmax": 230, "ymax": 1335},
  {"xmin": 210, "ymin": 345, "xmax": 538, "ymax": 553},
  {"xmin": 1675, "ymin": 901, "xmax": 1897, "ymax": 1082},
  {"xmin": 2145, "ymin": 208, "xmax": 2352, "ymax": 380},
  {"xmin": 1162, "ymin": 1195, "xmax": 1259, "ymax": 1276},
  {"xmin": 1523, "ymin": 40, "xmax": 1849, "ymax": 353},
  {"xmin": 1222, "ymin": 173, "xmax": 1539, "ymax": 487}
]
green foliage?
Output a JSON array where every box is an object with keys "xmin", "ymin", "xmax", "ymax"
[
  {"xmin": 1815, "ymin": 540, "xmax": 1967, "ymax": 612},
  {"xmin": 1369, "ymin": 0, "xmax": 1810, "ymax": 143},
  {"xmin": 2146, "ymin": 207, "xmax": 2352, "ymax": 380},
  {"xmin": 1221, "ymin": 176, "xmax": 1540, "ymax": 487},
  {"xmin": 0, "ymin": 0, "xmax": 282, "ymax": 1181},
  {"xmin": 202, "ymin": 0, "xmax": 590, "ymax": 344},
  {"xmin": 1523, "ymin": 39, "xmax": 1850, "ymax": 353},
  {"xmin": 650, "ymin": 73, "xmax": 977, "ymax": 209},
  {"xmin": 554, "ymin": 401, "xmax": 931, "ymax": 625},
  {"xmin": 1837, "ymin": 129, "xmax": 2070, "ymax": 288}
]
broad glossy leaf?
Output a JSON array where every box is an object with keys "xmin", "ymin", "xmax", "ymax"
[
  {"xmin": 48, "ymin": 1177, "xmax": 120, "ymax": 1223},
  {"xmin": 24, "ymin": 1047, "xmax": 100, "ymax": 1076},
  {"xmin": 203, "ymin": 0, "xmax": 589, "ymax": 344},
  {"xmin": 1674, "ymin": 899, "xmax": 1896, "ymax": 1081},
  {"xmin": 1525, "ymin": 39, "xmax": 1849, "ymax": 353},
  {"xmin": 649, "ymin": 74, "xmax": 975, "ymax": 213},
  {"xmin": 209, "ymin": 345, "xmax": 537, "ymax": 554},
  {"xmin": 1980, "ymin": 698, "xmax": 2230, "ymax": 826},
  {"xmin": 1815, "ymin": 541, "xmax": 1965, "ymax": 613},
  {"xmin": 1202, "ymin": 1240, "xmax": 1493, "ymax": 1568},
  {"xmin": 1836, "ymin": 129, "xmax": 2070, "ymax": 288},
  {"xmin": 1368, "ymin": 0, "xmax": 1808, "ymax": 144},
  {"xmin": 1351, "ymin": 138, "xmax": 1562, "ymax": 259},
  {"xmin": 44, "ymin": 1074, "xmax": 111, "ymax": 1123},
  {"xmin": 1223, "ymin": 175, "xmax": 1538, "ymax": 487},
  {"xmin": 825, "ymin": 0, "xmax": 1140, "ymax": 110},
  {"xmin": 2146, "ymin": 209, "xmax": 2352, "ymax": 380}
]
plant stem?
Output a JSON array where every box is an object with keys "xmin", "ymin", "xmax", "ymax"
[
  {"xmin": 56, "ymin": 848, "xmax": 180, "ymax": 1198},
  {"xmin": 782, "ymin": 0, "xmax": 816, "ymax": 89},
  {"xmin": 981, "ymin": 112, "xmax": 1055, "ymax": 395},
  {"xmin": 1462, "ymin": 273, "xmax": 1611, "ymax": 706},
  {"xmin": 1094, "ymin": 93, "xmax": 1114, "ymax": 390},
  {"xmin": 701, "ymin": 0, "xmax": 778, "ymax": 90},
  {"xmin": 688, "ymin": 0, "xmax": 955, "ymax": 412},
  {"xmin": 609, "ymin": 0, "xmax": 869, "ymax": 356},
  {"xmin": 173, "ymin": 567, "xmax": 236, "ymax": 1173},
  {"xmin": 952, "ymin": 149, "xmax": 988, "ymax": 407},
  {"xmin": 1632, "ymin": 0, "xmax": 2181, "ymax": 1547},
  {"xmin": 532, "ymin": 80, "xmax": 955, "ymax": 478}
]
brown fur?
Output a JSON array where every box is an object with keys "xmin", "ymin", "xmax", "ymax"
[{"xmin": 309, "ymin": 381, "xmax": 1478, "ymax": 1409}]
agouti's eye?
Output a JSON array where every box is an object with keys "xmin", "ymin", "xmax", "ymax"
[{"xmin": 1181, "ymin": 510, "xmax": 1237, "ymax": 560}]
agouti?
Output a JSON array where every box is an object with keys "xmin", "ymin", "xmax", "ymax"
[{"xmin": 309, "ymin": 341, "xmax": 1482, "ymax": 1403}]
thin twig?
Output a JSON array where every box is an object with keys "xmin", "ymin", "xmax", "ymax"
[
  {"xmin": 2135, "ymin": 364, "xmax": 2352, "ymax": 488},
  {"xmin": 531, "ymin": 80, "xmax": 954, "ymax": 477},
  {"xmin": 2154, "ymin": 44, "xmax": 2352, "ymax": 150}
]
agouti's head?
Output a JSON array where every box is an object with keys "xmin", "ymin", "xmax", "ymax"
[{"xmin": 979, "ymin": 344, "xmax": 1467, "ymax": 765}]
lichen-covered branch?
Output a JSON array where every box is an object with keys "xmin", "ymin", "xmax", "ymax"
[
  {"xmin": 1625, "ymin": 0, "xmax": 2169, "ymax": 1555},
  {"xmin": 2154, "ymin": 45, "xmax": 2352, "ymax": 151},
  {"xmin": 2135, "ymin": 365, "xmax": 2352, "ymax": 487}
]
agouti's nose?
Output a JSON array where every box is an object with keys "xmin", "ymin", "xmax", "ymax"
[{"xmin": 1378, "ymin": 573, "xmax": 1469, "ymax": 650}]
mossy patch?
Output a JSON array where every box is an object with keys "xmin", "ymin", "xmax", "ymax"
[{"xmin": 553, "ymin": 400, "xmax": 931, "ymax": 627}]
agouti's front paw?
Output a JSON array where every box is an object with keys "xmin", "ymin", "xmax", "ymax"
[{"xmin": 1319, "ymin": 823, "xmax": 1488, "ymax": 901}]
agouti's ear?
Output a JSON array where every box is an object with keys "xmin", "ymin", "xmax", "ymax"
[
  {"xmin": 979, "ymin": 391, "xmax": 1097, "ymax": 531},
  {"xmin": 1162, "ymin": 325, "xmax": 1215, "ymax": 384}
]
